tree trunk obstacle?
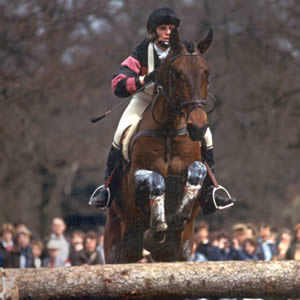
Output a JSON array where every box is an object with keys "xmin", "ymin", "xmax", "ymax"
[{"xmin": 1, "ymin": 261, "xmax": 300, "ymax": 299}]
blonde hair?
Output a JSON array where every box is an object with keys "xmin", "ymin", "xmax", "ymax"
[{"xmin": 0, "ymin": 223, "xmax": 15, "ymax": 236}]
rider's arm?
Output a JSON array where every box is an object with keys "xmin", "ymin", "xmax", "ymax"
[{"xmin": 111, "ymin": 39, "xmax": 149, "ymax": 98}]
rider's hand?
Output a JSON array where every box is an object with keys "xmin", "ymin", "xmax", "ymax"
[{"xmin": 144, "ymin": 71, "xmax": 157, "ymax": 85}]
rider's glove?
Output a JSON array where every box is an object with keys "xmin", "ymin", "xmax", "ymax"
[{"xmin": 144, "ymin": 71, "xmax": 157, "ymax": 85}]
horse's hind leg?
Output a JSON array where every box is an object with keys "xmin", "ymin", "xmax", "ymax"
[
  {"xmin": 135, "ymin": 170, "xmax": 167, "ymax": 233},
  {"xmin": 104, "ymin": 207, "xmax": 143, "ymax": 263}
]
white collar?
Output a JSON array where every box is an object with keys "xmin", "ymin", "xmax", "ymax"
[{"xmin": 154, "ymin": 43, "xmax": 170, "ymax": 62}]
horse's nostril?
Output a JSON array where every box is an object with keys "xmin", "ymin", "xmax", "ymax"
[{"xmin": 187, "ymin": 123, "xmax": 207, "ymax": 141}]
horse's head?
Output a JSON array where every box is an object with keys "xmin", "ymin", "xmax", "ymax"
[{"xmin": 157, "ymin": 28, "xmax": 214, "ymax": 141}]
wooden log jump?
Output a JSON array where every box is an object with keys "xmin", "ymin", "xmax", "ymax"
[{"xmin": 1, "ymin": 261, "xmax": 300, "ymax": 299}]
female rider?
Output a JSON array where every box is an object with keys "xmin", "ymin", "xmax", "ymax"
[{"xmin": 90, "ymin": 7, "xmax": 234, "ymax": 214}]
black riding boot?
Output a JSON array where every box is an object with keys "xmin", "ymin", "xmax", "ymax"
[
  {"xmin": 200, "ymin": 148, "xmax": 235, "ymax": 215},
  {"xmin": 89, "ymin": 145, "xmax": 123, "ymax": 209}
]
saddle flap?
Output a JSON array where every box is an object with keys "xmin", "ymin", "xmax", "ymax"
[{"xmin": 120, "ymin": 117, "xmax": 142, "ymax": 162}]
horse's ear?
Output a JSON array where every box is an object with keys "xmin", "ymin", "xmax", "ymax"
[
  {"xmin": 169, "ymin": 28, "xmax": 182, "ymax": 54},
  {"xmin": 197, "ymin": 28, "xmax": 213, "ymax": 54}
]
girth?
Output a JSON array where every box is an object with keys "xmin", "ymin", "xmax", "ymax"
[{"xmin": 129, "ymin": 127, "xmax": 188, "ymax": 162}]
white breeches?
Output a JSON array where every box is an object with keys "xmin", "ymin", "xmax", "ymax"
[{"xmin": 112, "ymin": 84, "xmax": 154, "ymax": 149}]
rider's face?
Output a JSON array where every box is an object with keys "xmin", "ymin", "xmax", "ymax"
[{"xmin": 155, "ymin": 24, "xmax": 175, "ymax": 43}]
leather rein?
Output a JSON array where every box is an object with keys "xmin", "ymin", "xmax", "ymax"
[
  {"xmin": 151, "ymin": 52, "xmax": 208, "ymax": 127},
  {"xmin": 129, "ymin": 52, "xmax": 212, "ymax": 162}
]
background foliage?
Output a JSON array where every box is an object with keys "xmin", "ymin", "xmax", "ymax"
[{"xmin": 0, "ymin": 0, "xmax": 299, "ymax": 236}]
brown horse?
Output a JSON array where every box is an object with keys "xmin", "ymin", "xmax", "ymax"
[{"xmin": 104, "ymin": 28, "xmax": 213, "ymax": 263}]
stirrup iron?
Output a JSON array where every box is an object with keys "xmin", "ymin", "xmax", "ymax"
[
  {"xmin": 89, "ymin": 185, "xmax": 111, "ymax": 210},
  {"xmin": 212, "ymin": 185, "xmax": 235, "ymax": 210}
]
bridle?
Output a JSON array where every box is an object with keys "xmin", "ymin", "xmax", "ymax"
[{"xmin": 151, "ymin": 52, "xmax": 216, "ymax": 126}]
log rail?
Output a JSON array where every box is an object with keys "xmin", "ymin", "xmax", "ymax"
[{"xmin": 1, "ymin": 261, "xmax": 299, "ymax": 299}]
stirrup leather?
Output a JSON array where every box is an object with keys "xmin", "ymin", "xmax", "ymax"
[
  {"xmin": 89, "ymin": 185, "xmax": 111, "ymax": 210},
  {"xmin": 212, "ymin": 185, "xmax": 234, "ymax": 210}
]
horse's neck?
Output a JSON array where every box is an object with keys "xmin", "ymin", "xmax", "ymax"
[{"xmin": 152, "ymin": 95, "xmax": 185, "ymax": 130}]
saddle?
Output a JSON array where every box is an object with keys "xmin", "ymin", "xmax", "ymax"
[{"xmin": 120, "ymin": 117, "xmax": 142, "ymax": 162}]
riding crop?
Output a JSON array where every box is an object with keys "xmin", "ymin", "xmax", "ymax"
[{"xmin": 90, "ymin": 81, "xmax": 154, "ymax": 124}]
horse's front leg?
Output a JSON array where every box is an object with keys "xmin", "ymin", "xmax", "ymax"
[
  {"xmin": 135, "ymin": 170, "xmax": 167, "ymax": 233},
  {"xmin": 178, "ymin": 161, "xmax": 207, "ymax": 219}
]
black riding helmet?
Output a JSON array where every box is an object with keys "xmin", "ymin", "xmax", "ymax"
[{"xmin": 146, "ymin": 7, "xmax": 180, "ymax": 34}]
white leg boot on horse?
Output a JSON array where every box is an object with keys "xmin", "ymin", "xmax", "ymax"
[
  {"xmin": 199, "ymin": 128, "xmax": 236, "ymax": 215},
  {"xmin": 89, "ymin": 145, "xmax": 123, "ymax": 209}
]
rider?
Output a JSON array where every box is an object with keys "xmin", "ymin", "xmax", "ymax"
[{"xmin": 90, "ymin": 7, "xmax": 235, "ymax": 214}]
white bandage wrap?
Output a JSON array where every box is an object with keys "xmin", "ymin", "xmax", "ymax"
[{"xmin": 204, "ymin": 127, "xmax": 213, "ymax": 150}]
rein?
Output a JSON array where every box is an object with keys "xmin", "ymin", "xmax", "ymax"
[{"xmin": 151, "ymin": 52, "xmax": 210, "ymax": 127}]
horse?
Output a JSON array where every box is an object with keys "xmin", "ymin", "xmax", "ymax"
[{"xmin": 104, "ymin": 28, "xmax": 214, "ymax": 263}]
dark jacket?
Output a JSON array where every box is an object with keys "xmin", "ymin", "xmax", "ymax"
[
  {"xmin": 72, "ymin": 249, "xmax": 103, "ymax": 266},
  {"xmin": 286, "ymin": 240, "xmax": 300, "ymax": 260},
  {"xmin": 111, "ymin": 38, "xmax": 161, "ymax": 98},
  {"xmin": 0, "ymin": 243, "xmax": 6, "ymax": 267},
  {"xmin": 256, "ymin": 239, "xmax": 277, "ymax": 260},
  {"xmin": 4, "ymin": 245, "xmax": 34, "ymax": 268}
]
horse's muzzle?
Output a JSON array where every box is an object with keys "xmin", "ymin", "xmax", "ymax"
[{"xmin": 187, "ymin": 123, "xmax": 209, "ymax": 141}]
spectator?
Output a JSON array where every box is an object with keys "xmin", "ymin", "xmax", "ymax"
[
  {"xmin": 232, "ymin": 224, "xmax": 248, "ymax": 249},
  {"xmin": 0, "ymin": 223, "xmax": 15, "ymax": 252},
  {"xmin": 194, "ymin": 221, "xmax": 209, "ymax": 246},
  {"xmin": 286, "ymin": 223, "xmax": 300, "ymax": 260},
  {"xmin": 48, "ymin": 217, "xmax": 70, "ymax": 264},
  {"xmin": 4, "ymin": 226, "xmax": 34, "ymax": 268},
  {"xmin": 31, "ymin": 240, "xmax": 44, "ymax": 268},
  {"xmin": 69, "ymin": 230, "xmax": 85, "ymax": 266},
  {"xmin": 272, "ymin": 229, "xmax": 291, "ymax": 260},
  {"xmin": 0, "ymin": 223, "xmax": 15, "ymax": 265},
  {"xmin": 189, "ymin": 241, "xmax": 207, "ymax": 262},
  {"xmin": 246, "ymin": 223, "xmax": 257, "ymax": 239},
  {"xmin": 97, "ymin": 226, "xmax": 105, "ymax": 264},
  {"xmin": 234, "ymin": 238, "xmax": 259, "ymax": 260},
  {"xmin": 43, "ymin": 240, "xmax": 71, "ymax": 267},
  {"xmin": 214, "ymin": 232, "xmax": 235, "ymax": 261},
  {"xmin": 74, "ymin": 231, "xmax": 103, "ymax": 265},
  {"xmin": 256, "ymin": 224, "xmax": 277, "ymax": 260}
]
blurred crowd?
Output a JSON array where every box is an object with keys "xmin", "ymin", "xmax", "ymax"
[
  {"xmin": 0, "ymin": 218, "xmax": 105, "ymax": 268},
  {"xmin": 189, "ymin": 221, "xmax": 300, "ymax": 263},
  {"xmin": 0, "ymin": 218, "xmax": 299, "ymax": 269}
]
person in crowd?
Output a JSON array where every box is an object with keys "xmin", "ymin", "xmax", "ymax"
[
  {"xmin": 0, "ymin": 223, "xmax": 15, "ymax": 252},
  {"xmin": 74, "ymin": 231, "xmax": 103, "ymax": 265},
  {"xmin": 286, "ymin": 223, "xmax": 300, "ymax": 260},
  {"xmin": 272, "ymin": 229, "xmax": 292, "ymax": 260},
  {"xmin": 0, "ymin": 223, "xmax": 15, "ymax": 265},
  {"xmin": 189, "ymin": 241, "xmax": 207, "ymax": 262},
  {"xmin": 97, "ymin": 226, "xmax": 105, "ymax": 264},
  {"xmin": 4, "ymin": 226, "xmax": 34, "ymax": 268},
  {"xmin": 69, "ymin": 230, "xmax": 85, "ymax": 266},
  {"xmin": 233, "ymin": 238, "xmax": 259, "ymax": 260},
  {"xmin": 232, "ymin": 224, "xmax": 248, "ymax": 249},
  {"xmin": 197, "ymin": 231, "xmax": 223, "ymax": 261},
  {"xmin": 48, "ymin": 217, "xmax": 70, "ymax": 264},
  {"xmin": 31, "ymin": 240, "xmax": 44, "ymax": 268},
  {"xmin": 213, "ymin": 232, "xmax": 234, "ymax": 261},
  {"xmin": 245, "ymin": 223, "xmax": 257, "ymax": 239},
  {"xmin": 194, "ymin": 222, "xmax": 210, "ymax": 246},
  {"xmin": 43, "ymin": 240, "xmax": 71, "ymax": 267},
  {"xmin": 256, "ymin": 223, "xmax": 277, "ymax": 260},
  {"xmin": 89, "ymin": 7, "xmax": 235, "ymax": 214},
  {"xmin": 194, "ymin": 222, "xmax": 212, "ymax": 260}
]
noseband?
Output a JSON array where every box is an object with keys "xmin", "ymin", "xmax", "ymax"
[{"xmin": 152, "ymin": 52, "xmax": 216, "ymax": 126}]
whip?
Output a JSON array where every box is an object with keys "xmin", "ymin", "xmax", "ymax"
[{"xmin": 90, "ymin": 81, "xmax": 154, "ymax": 124}]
